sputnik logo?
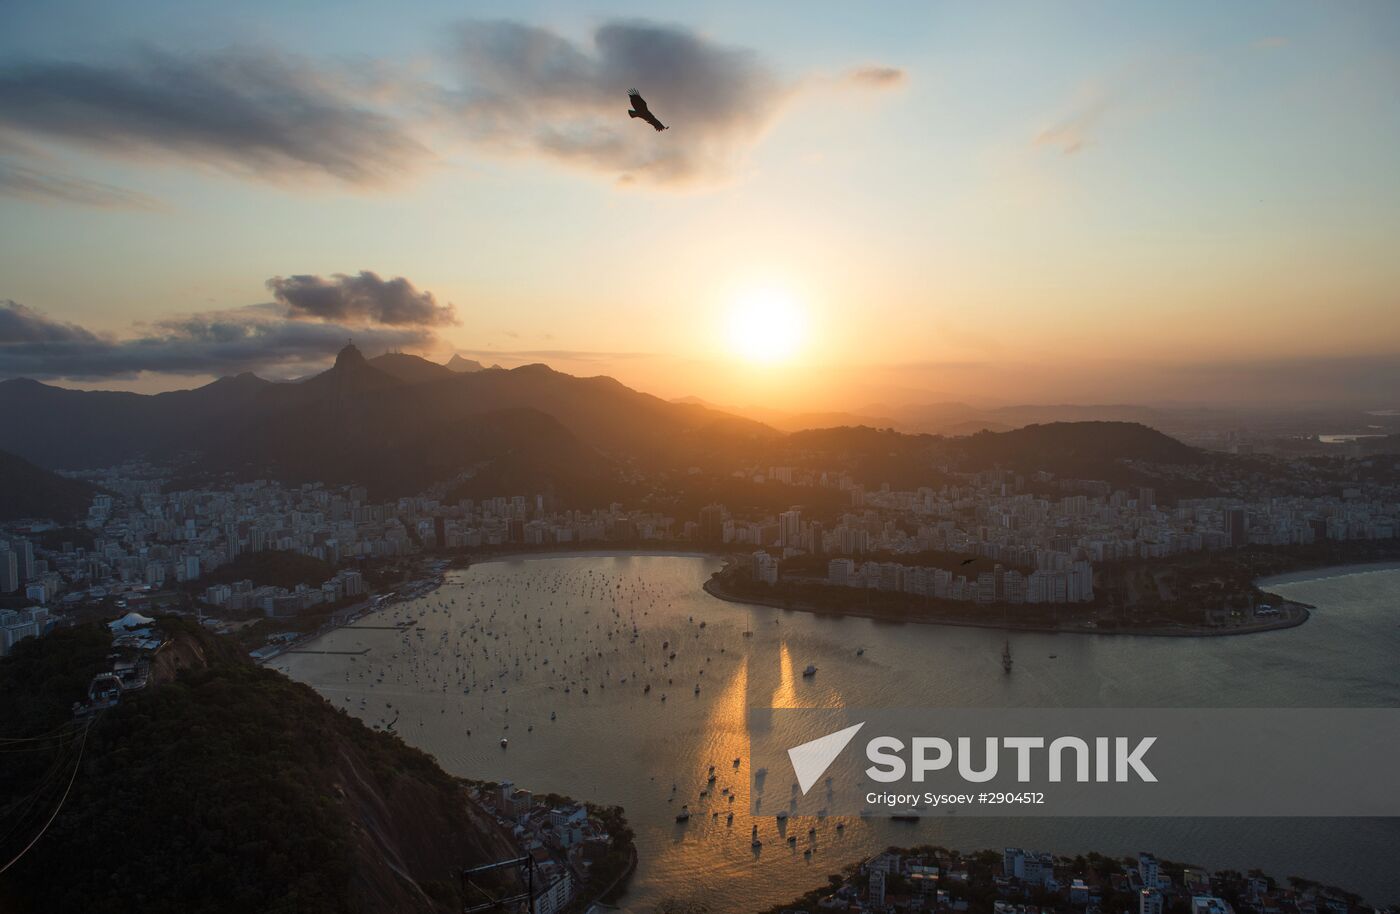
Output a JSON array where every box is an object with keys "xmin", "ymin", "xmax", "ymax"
[{"xmin": 788, "ymin": 722, "xmax": 865, "ymax": 795}]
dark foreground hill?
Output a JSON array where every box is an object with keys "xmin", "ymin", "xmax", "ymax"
[
  {"xmin": 0, "ymin": 449, "xmax": 97, "ymax": 522},
  {"xmin": 0, "ymin": 620, "xmax": 521, "ymax": 914}
]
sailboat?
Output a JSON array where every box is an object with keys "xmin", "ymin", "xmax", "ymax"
[{"xmin": 743, "ymin": 605, "xmax": 754, "ymax": 638}]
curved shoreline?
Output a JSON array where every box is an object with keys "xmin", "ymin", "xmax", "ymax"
[
  {"xmin": 701, "ymin": 571, "xmax": 1310, "ymax": 638},
  {"xmin": 1254, "ymin": 560, "xmax": 1400, "ymax": 589},
  {"xmin": 460, "ymin": 547, "xmax": 721, "ymax": 566},
  {"xmin": 306, "ymin": 552, "xmax": 1400, "ymax": 650}
]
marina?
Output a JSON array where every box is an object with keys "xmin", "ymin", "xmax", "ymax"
[{"xmin": 273, "ymin": 554, "xmax": 1400, "ymax": 911}]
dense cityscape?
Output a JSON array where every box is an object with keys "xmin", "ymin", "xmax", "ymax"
[
  {"xmin": 765, "ymin": 848, "xmax": 1374, "ymax": 914},
  {"xmin": 4, "ymin": 450, "xmax": 1398, "ymax": 658}
]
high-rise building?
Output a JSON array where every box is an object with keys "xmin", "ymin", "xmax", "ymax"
[
  {"xmin": 0, "ymin": 550, "xmax": 18, "ymax": 593},
  {"xmin": 698, "ymin": 504, "xmax": 725, "ymax": 544},
  {"xmin": 778, "ymin": 509, "xmax": 802, "ymax": 548},
  {"xmin": 827, "ymin": 558, "xmax": 854, "ymax": 586},
  {"xmin": 1308, "ymin": 517, "xmax": 1327, "ymax": 542},
  {"xmin": 869, "ymin": 869, "xmax": 886, "ymax": 906},
  {"xmin": 1138, "ymin": 853, "xmax": 1160, "ymax": 888},
  {"xmin": 1226, "ymin": 508, "xmax": 1247, "ymax": 547},
  {"xmin": 16, "ymin": 540, "xmax": 35, "ymax": 582}
]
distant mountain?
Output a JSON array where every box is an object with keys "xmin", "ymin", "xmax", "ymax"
[
  {"xmin": 773, "ymin": 426, "xmax": 949, "ymax": 490},
  {"xmin": 671, "ymin": 396, "xmax": 901, "ymax": 433},
  {"xmin": 368, "ymin": 351, "xmax": 456, "ymax": 384},
  {"xmin": 939, "ymin": 418, "xmax": 1014, "ymax": 436},
  {"xmin": 764, "ymin": 421, "xmax": 1207, "ymax": 491},
  {"xmin": 860, "ymin": 401, "xmax": 1178, "ymax": 436},
  {"xmin": 946, "ymin": 421, "xmax": 1205, "ymax": 480},
  {"xmin": 985, "ymin": 403, "xmax": 1173, "ymax": 428},
  {"xmin": 0, "ymin": 449, "xmax": 97, "ymax": 522},
  {"xmin": 0, "ymin": 372, "xmax": 270, "ymax": 468},
  {"xmin": 445, "ymin": 353, "xmax": 494, "ymax": 373},
  {"xmin": 0, "ymin": 348, "xmax": 1228, "ymax": 506},
  {"xmin": 0, "ymin": 345, "xmax": 776, "ymax": 502},
  {"xmin": 863, "ymin": 400, "xmax": 983, "ymax": 433}
]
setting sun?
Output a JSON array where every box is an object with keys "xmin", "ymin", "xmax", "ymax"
[{"xmin": 726, "ymin": 285, "xmax": 806, "ymax": 364}]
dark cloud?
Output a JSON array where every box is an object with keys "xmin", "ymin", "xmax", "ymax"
[
  {"xmin": 0, "ymin": 299, "xmax": 102, "ymax": 344},
  {"xmin": 0, "ymin": 300, "xmax": 431, "ymax": 380},
  {"xmin": 266, "ymin": 271, "xmax": 456, "ymax": 326},
  {"xmin": 0, "ymin": 30, "xmax": 902, "ymax": 193},
  {"xmin": 0, "ymin": 50, "xmax": 427, "ymax": 185},
  {"xmin": 445, "ymin": 19, "xmax": 786, "ymax": 185},
  {"xmin": 846, "ymin": 66, "xmax": 907, "ymax": 88},
  {"xmin": 0, "ymin": 159, "xmax": 161, "ymax": 209}
]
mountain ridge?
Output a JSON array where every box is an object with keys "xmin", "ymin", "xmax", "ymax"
[{"xmin": 0, "ymin": 349, "xmax": 1212, "ymax": 504}]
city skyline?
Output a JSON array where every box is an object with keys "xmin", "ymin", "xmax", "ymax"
[{"xmin": 2, "ymin": 1, "xmax": 1398, "ymax": 408}]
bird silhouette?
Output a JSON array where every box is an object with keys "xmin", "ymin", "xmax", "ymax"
[{"xmin": 627, "ymin": 89, "xmax": 668, "ymax": 131}]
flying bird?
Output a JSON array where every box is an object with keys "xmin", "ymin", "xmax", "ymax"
[
  {"xmin": 627, "ymin": 89, "xmax": 668, "ymax": 131},
  {"xmin": 960, "ymin": 557, "xmax": 979, "ymax": 566}
]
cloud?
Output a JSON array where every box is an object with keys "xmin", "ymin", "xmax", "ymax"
[
  {"xmin": 267, "ymin": 271, "xmax": 456, "ymax": 326},
  {"xmin": 0, "ymin": 300, "xmax": 432, "ymax": 381},
  {"xmin": 1034, "ymin": 96, "xmax": 1110, "ymax": 155},
  {"xmin": 442, "ymin": 19, "xmax": 788, "ymax": 185},
  {"xmin": 0, "ymin": 28, "xmax": 903, "ymax": 194},
  {"xmin": 845, "ymin": 66, "xmax": 906, "ymax": 89},
  {"xmin": 0, "ymin": 159, "xmax": 162, "ymax": 209},
  {"xmin": 0, "ymin": 299, "xmax": 102, "ymax": 344},
  {"xmin": 1033, "ymin": 55, "xmax": 1203, "ymax": 158},
  {"xmin": 1, "ymin": 270, "xmax": 453, "ymax": 380},
  {"xmin": 0, "ymin": 49, "xmax": 428, "ymax": 186}
]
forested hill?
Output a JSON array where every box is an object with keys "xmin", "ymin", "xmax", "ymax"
[
  {"xmin": 0, "ymin": 449, "xmax": 97, "ymax": 523},
  {"xmin": 0, "ymin": 620, "xmax": 521, "ymax": 914}
]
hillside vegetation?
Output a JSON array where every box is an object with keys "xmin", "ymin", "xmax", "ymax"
[
  {"xmin": 0, "ymin": 619, "xmax": 520, "ymax": 914},
  {"xmin": 0, "ymin": 449, "xmax": 97, "ymax": 522}
]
